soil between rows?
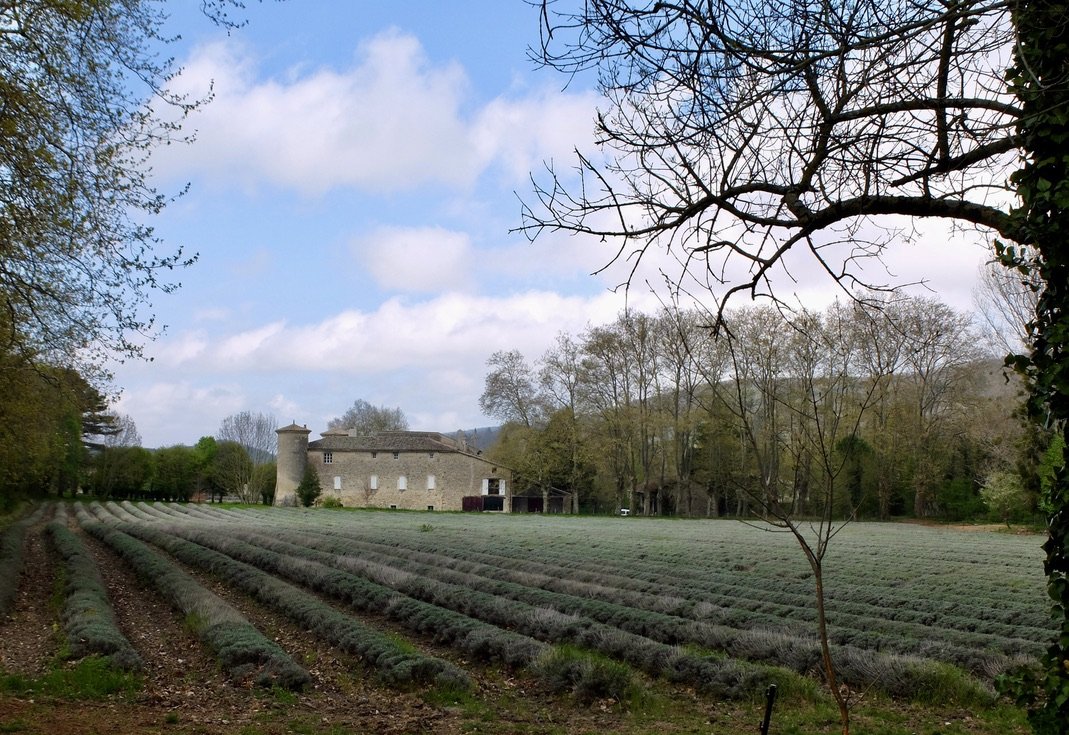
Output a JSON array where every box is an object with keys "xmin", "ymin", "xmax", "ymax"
[{"xmin": 0, "ymin": 517, "xmax": 642, "ymax": 735}]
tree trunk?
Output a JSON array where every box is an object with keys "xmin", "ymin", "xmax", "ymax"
[{"xmin": 809, "ymin": 556, "xmax": 850, "ymax": 735}]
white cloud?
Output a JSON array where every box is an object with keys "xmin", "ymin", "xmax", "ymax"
[
  {"xmin": 154, "ymin": 32, "xmax": 475, "ymax": 194},
  {"xmin": 471, "ymin": 89, "xmax": 601, "ymax": 183},
  {"xmin": 192, "ymin": 307, "xmax": 232, "ymax": 323},
  {"xmin": 267, "ymin": 393, "xmax": 302, "ymax": 423},
  {"xmin": 116, "ymin": 289, "xmax": 639, "ymax": 446},
  {"xmin": 114, "ymin": 381, "xmax": 248, "ymax": 446},
  {"xmin": 354, "ymin": 226, "xmax": 474, "ymax": 293},
  {"xmin": 151, "ymin": 31, "xmax": 598, "ymax": 196},
  {"xmin": 149, "ymin": 290, "xmax": 631, "ymax": 377}
]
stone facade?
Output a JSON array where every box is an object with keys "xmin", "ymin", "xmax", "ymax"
[
  {"xmin": 275, "ymin": 423, "xmax": 311, "ymax": 501},
  {"xmin": 275, "ymin": 429, "xmax": 511, "ymax": 511}
]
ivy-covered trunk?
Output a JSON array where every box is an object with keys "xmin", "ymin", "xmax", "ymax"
[{"xmin": 1004, "ymin": 3, "xmax": 1069, "ymax": 732}]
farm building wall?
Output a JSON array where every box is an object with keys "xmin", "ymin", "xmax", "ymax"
[
  {"xmin": 314, "ymin": 448, "xmax": 510, "ymax": 511},
  {"xmin": 276, "ymin": 428, "xmax": 513, "ymax": 511}
]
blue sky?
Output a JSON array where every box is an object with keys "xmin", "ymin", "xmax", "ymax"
[{"xmin": 111, "ymin": 1, "xmax": 995, "ymax": 448}]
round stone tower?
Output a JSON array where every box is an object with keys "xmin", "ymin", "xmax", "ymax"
[{"xmin": 275, "ymin": 423, "xmax": 311, "ymax": 506}]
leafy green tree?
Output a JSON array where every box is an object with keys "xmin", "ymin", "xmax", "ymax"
[
  {"xmin": 217, "ymin": 411, "xmax": 277, "ymax": 503},
  {"xmin": 154, "ymin": 445, "xmax": 199, "ymax": 502},
  {"xmin": 0, "ymin": 0, "xmax": 243, "ymax": 371},
  {"xmin": 211, "ymin": 441, "xmax": 253, "ymax": 502},
  {"xmin": 256, "ymin": 462, "xmax": 277, "ymax": 505},
  {"xmin": 296, "ymin": 465, "xmax": 321, "ymax": 508},
  {"xmin": 192, "ymin": 437, "xmax": 222, "ymax": 502},
  {"xmin": 1039, "ymin": 435, "xmax": 1067, "ymax": 516},
  {"xmin": 0, "ymin": 357, "xmax": 108, "ymax": 503},
  {"xmin": 835, "ymin": 435, "xmax": 875, "ymax": 514},
  {"xmin": 91, "ymin": 446, "xmax": 154, "ymax": 500},
  {"xmin": 981, "ymin": 470, "xmax": 1030, "ymax": 526},
  {"xmin": 529, "ymin": 408, "xmax": 596, "ymax": 510}
]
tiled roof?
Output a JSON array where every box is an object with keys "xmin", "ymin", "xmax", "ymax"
[{"xmin": 308, "ymin": 431, "xmax": 473, "ymax": 454}]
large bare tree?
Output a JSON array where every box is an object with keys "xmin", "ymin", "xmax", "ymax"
[
  {"xmin": 522, "ymin": 1, "xmax": 1069, "ymax": 730},
  {"xmin": 523, "ymin": 0, "xmax": 1018, "ymax": 308},
  {"xmin": 217, "ymin": 411, "xmax": 278, "ymax": 504},
  {"xmin": 328, "ymin": 399, "xmax": 409, "ymax": 435}
]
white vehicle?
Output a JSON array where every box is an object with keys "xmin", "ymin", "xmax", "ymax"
[{"xmin": 619, "ymin": 508, "xmax": 631, "ymax": 516}]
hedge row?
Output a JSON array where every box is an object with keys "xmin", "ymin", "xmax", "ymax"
[
  {"xmin": 303, "ymin": 522, "xmax": 1040, "ymax": 668},
  {"xmin": 320, "ymin": 518, "xmax": 1046, "ymax": 632},
  {"xmin": 80, "ymin": 520, "xmax": 309, "ymax": 690},
  {"xmin": 46, "ymin": 515, "xmax": 142, "ymax": 670},
  {"xmin": 252, "ymin": 526, "xmax": 997, "ymax": 699},
  {"xmin": 112, "ymin": 521, "xmax": 471, "ymax": 690},
  {"xmin": 212, "ymin": 527, "xmax": 770, "ymax": 699},
  {"xmin": 138, "ymin": 522, "xmax": 550, "ymax": 670}
]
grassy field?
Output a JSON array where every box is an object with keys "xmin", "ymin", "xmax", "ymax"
[{"xmin": 0, "ymin": 502, "xmax": 1048, "ymax": 734}]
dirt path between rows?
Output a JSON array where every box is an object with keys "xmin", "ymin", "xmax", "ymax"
[
  {"xmin": 1, "ymin": 520, "xmax": 467, "ymax": 734},
  {"xmin": 0, "ymin": 516, "xmax": 59, "ymax": 677}
]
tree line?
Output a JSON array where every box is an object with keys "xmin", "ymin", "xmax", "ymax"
[
  {"xmin": 0, "ymin": 376, "xmax": 416, "ymax": 510},
  {"xmin": 482, "ymin": 296, "xmax": 1041, "ymax": 521}
]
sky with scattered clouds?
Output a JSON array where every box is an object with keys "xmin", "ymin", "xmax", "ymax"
[{"xmin": 111, "ymin": 1, "xmax": 998, "ymax": 448}]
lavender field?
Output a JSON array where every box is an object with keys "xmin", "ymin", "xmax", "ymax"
[{"xmin": 58, "ymin": 502, "xmax": 1048, "ymax": 705}]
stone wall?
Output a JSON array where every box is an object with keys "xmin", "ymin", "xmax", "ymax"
[{"xmin": 312, "ymin": 447, "xmax": 511, "ymax": 511}]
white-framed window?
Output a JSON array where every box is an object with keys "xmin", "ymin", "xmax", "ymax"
[
  {"xmin": 397, "ymin": 475, "xmax": 407, "ymax": 491},
  {"xmin": 323, "ymin": 451, "xmax": 333, "ymax": 464},
  {"xmin": 483, "ymin": 478, "xmax": 502, "ymax": 496},
  {"xmin": 333, "ymin": 476, "xmax": 341, "ymax": 491},
  {"xmin": 369, "ymin": 474, "xmax": 378, "ymax": 490},
  {"xmin": 426, "ymin": 474, "xmax": 436, "ymax": 490}
]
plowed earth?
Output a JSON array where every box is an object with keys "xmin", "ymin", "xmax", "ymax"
[
  {"xmin": 0, "ymin": 517, "xmax": 690, "ymax": 735},
  {"xmin": 0, "ymin": 511, "xmax": 1035, "ymax": 735}
]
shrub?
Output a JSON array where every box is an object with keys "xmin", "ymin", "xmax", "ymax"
[
  {"xmin": 46, "ymin": 521, "xmax": 142, "ymax": 670},
  {"xmin": 981, "ymin": 470, "xmax": 1031, "ymax": 525},
  {"xmin": 296, "ymin": 465, "xmax": 321, "ymax": 508},
  {"xmin": 112, "ymin": 521, "xmax": 472, "ymax": 689},
  {"xmin": 534, "ymin": 646, "xmax": 637, "ymax": 703},
  {"xmin": 81, "ymin": 521, "xmax": 309, "ymax": 689},
  {"xmin": 320, "ymin": 496, "xmax": 343, "ymax": 509}
]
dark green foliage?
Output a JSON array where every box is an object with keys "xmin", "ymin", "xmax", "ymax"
[
  {"xmin": 0, "ymin": 655, "xmax": 140, "ymax": 699},
  {"xmin": 0, "ymin": 366, "xmax": 106, "ymax": 504},
  {"xmin": 46, "ymin": 519, "xmax": 142, "ymax": 670},
  {"xmin": 88, "ymin": 446, "xmax": 155, "ymax": 500},
  {"xmin": 211, "ymin": 441, "xmax": 253, "ymax": 501},
  {"xmin": 936, "ymin": 478, "xmax": 987, "ymax": 522},
  {"xmin": 152, "ymin": 446, "xmax": 199, "ymax": 502},
  {"xmin": 533, "ymin": 646, "xmax": 636, "ymax": 702},
  {"xmin": 81, "ymin": 520, "xmax": 309, "ymax": 690},
  {"xmin": 295, "ymin": 464, "xmax": 321, "ymax": 508},
  {"xmin": 997, "ymin": 2, "xmax": 1069, "ymax": 731}
]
